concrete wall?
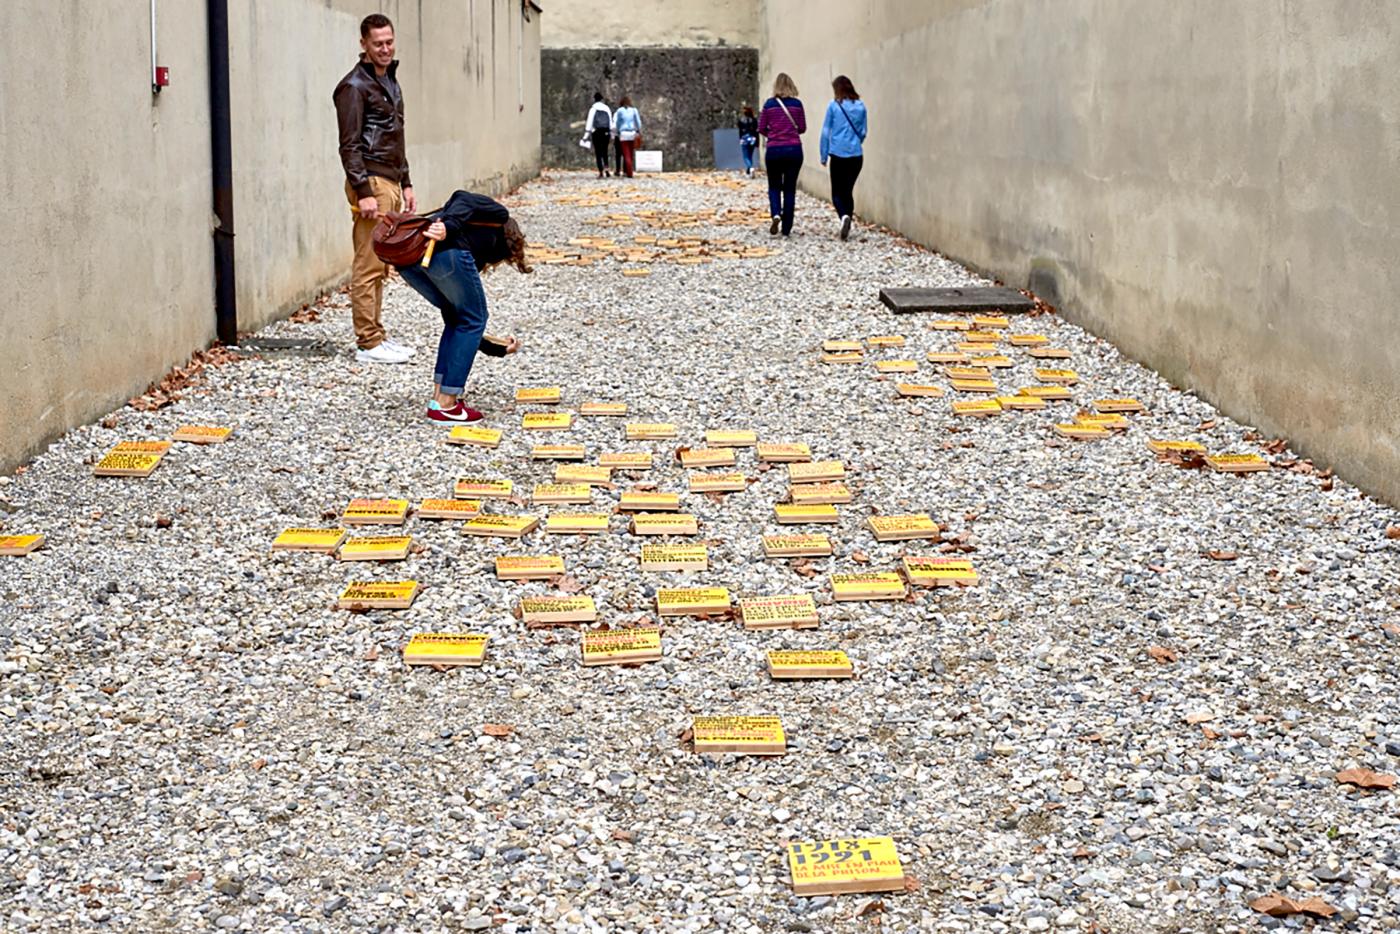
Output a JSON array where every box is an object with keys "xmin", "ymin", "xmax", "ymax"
[
  {"xmin": 0, "ymin": 0, "xmax": 540, "ymax": 471},
  {"xmin": 543, "ymin": 0, "xmax": 760, "ymax": 48},
  {"xmin": 761, "ymin": 0, "xmax": 1400, "ymax": 504}
]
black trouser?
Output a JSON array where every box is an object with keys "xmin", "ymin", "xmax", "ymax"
[
  {"xmin": 591, "ymin": 129, "xmax": 611, "ymax": 174},
  {"xmin": 765, "ymin": 147, "xmax": 804, "ymax": 235},
  {"xmin": 829, "ymin": 154, "xmax": 864, "ymax": 218},
  {"xmin": 613, "ymin": 136, "xmax": 624, "ymax": 175}
]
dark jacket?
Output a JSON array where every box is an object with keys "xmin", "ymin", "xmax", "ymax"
[
  {"xmin": 333, "ymin": 58, "xmax": 411, "ymax": 198},
  {"xmin": 737, "ymin": 115, "xmax": 758, "ymax": 139},
  {"xmin": 431, "ymin": 191, "xmax": 511, "ymax": 271}
]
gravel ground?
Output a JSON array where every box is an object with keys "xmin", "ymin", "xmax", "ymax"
[{"xmin": 2, "ymin": 170, "xmax": 1398, "ymax": 933}]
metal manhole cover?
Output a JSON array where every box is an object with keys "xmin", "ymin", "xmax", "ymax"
[{"xmin": 237, "ymin": 337, "xmax": 335, "ymax": 356}]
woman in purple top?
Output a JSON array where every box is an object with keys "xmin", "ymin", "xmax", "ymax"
[{"xmin": 756, "ymin": 72, "xmax": 806, "ymax": 237}]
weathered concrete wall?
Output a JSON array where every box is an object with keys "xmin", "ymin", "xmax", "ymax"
[
  {"xmin": 543, "ymin": 0, "xmax": 760, "ymax": 48},
  {"xmin": 542, "ymin": 48, "xmax": 758, "ymax": 170},
  {"xmin": 761, "ymin": 0, "xmax": 1400, "ymax": 504},
  {"xmin": 0, "ymin": 0, "xmax": 540, "ymax": 471}
]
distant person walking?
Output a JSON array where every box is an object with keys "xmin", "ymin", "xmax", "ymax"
[
  {"xmin": 585, "ymin": 92, "xmax": 613, "ymax": 178},
  {"xmin": 820, "ymin": 75, "xmax": 868, "ymax": 241},
  {"xmin": 613, "ymin": 97, "xmax": 644, "ymax": 178},
  {"xmin": 757, "ymin": 73, "xmax": 806, "ymax": 237},
  {"xmin": 334, "ymin": 13, "xmax": 417, "ymax": 364},
  {"xmin": 737, "ymin": 106, "xmax": 759, "ymax": 177}
]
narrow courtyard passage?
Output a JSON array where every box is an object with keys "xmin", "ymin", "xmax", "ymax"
[{"xmin": 2, "ymin": 171, "xmax": 1397, "ymax": 932}]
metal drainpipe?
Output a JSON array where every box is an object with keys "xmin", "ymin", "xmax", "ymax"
[{"xmin": 207, "ymin": 0, "xmax": 238, "ymax": 345}]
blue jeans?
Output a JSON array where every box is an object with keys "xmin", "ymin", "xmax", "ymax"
[
  {"xmin": 398, "ymin": 249, "xmax": 487, "ymax": 395},
  {"xmin": 765, "ymin": 145, "xmax": 803, "ymax": 234},
  {"xmin": 740, "ymin": 136, "xmax": 757, "ymax": 171}
]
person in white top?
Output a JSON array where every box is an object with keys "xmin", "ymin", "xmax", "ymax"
[
  {"xmin": 612, "ymin": 96, "xmax": 644, "ymax": 178},
  {"xmin": 584, "ymin": 92, "xmax": 614, "ymax": 178}
]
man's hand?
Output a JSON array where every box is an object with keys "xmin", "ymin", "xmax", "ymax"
[
  {"xmin": 357, "ymin": 195, "xmax": 379, "ymax": 220},
  {"xmin": 425, "ymin": 220, "xmax": 446, "ymax": 241},
  {"xmin": 403, "ymin": 186, "xmax": 417, "ymax": 213}
]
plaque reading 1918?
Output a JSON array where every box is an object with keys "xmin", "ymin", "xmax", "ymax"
[
  {"xmin": 926, "ymin": 351, "xmax": 971, "ymax": 364},
  {"xmin": 740, "ymin": 593, "xmax": 820, "ymax": 629},
  {"xmin": 757, "ymin": 442, "xmax": 813, "ymax": 463},
  {"xmin": 787, "ymin": 838, "xmax": 905, "ymax": 896},
  {"xmin": 1053, "ymin": 422, "xmax": 1109, "ymax": 440},
  {"xmin": 531, "ymin": 444, "xmax": 587, "ymax": 461},
  {"xmin": 821, "ymin": 340, "xmax": 863, "ymax": 353},
  {"xmin": 679, "ymin": 447, "xmax": 736, "ymax": 468},
  {"xmin": 1018, "ymin": 386, "xmax": 1072, "ymax": 400},
  {"xmin": 555, "ymin": 464, "xmax": 614, "ymax": 486},
  {"xmin": 403, "ymin": 633, "xmax": 488, "ymax": 667},
  {"xmin": 337, "ymin": 580, "xmax": 420, "ymax": 609},
  {"xmin": 1074, "ymin": 413, "xmax": 1129, "ymax": 431},
  {"xmin": 831, "ymin": 572, "xmax": 906, "ymax": 601},
  {"xmin": 867, "ymin": 514, "xmax": 939, "ymax": 541},
  {"xmin": 952, "ymin": 400, "xmax": 1002, "ymax": 417},
  {"xmin": 1147, "ymin": 439, "xmax": 1206, "ymax": 455},
  {"xmin": 619, "ymin": 490, "xmax": 682, "ymax": 512},
  {"xmin": 762, "ymin": 534, "xmax": 833, "ymax": 558},
  {"xmin": 1205, "ymin": 453, "xmax": 1270, "ymax": 473},
  {"xmin": 626, "ymin": 422, "xmax": 677, "ymax": 440},
  {"xmin": 774, "ymin": 503, "xmax": 839, "ymax": 525},
  {"xmin": 171, "ymin": 425, "xmax": 233, "ymax": 444},
  {"xmin": 950, "ymin": 378, "xmax": 999, "ymax": 394},
  {"xmin": 630, "ymin": 513, "xmax": 699, "ymax": 536},
  {"xmin": 693, "ymin": 716, "xmax": 786, "ymax": 755},
  {"xmin": 545, "ymin": 512, "xmax": 611, "ymax": 534},
  {"xmin": 866, "ymin": 335, "xmax": 905, "ymax": 347},
  {"xmin": 640, "ymin": 543, "xmax": 709, "ymax": 571},
  {"xmin": 446, "ymin": 426, "xmax": 503, "ymax": 448},
  {"xmin": 789, "ymin": 483, "xmax": 853, "ymax": 505},
  {"xmin": 337, "ymin": 535, "xmax": 413, "ymax": 562},
  {"xmin": 522, "ymin": 412, "xmax": 574, "ymax": 431},
  {"xmin": 495, "ymin": 554, "xmax": 565, "ymax": 580},
  {"xmin": 93, "ymin": 451, "xmax": 164, "ymax": 477},
  {"xmin": 533, "ymin": 483, "xmax": 593, "ymax": 505},
  {"xmin": 874, "ymin": 360, "xmax": 918, "ymax": 374},
  {"xmin": 902, "ymin": 556, "xmax": 979, "ymax": 587},
  {"xmin": 688, "ymin": 471, "xmax": 747, "ymax": 493},
  {"xmin": 271, "ymin": 527, "xmax": 347, "ymax": 553},
  {"xmin": 996, "ymin": 395, "xmax": 1045, "ymax": 411},
  {"xmin": 462, "ymin": 515, "xmax": 540, "ymax": 538},
  {"xmin": 789, "ymin": 460, "xmax": 845, "ymax": 484},
  {"xmin": 341, "ymin": 498, "xmax": 409, "ymax": 525},
  {"xmin": 455, "ymin": 477, "xmax": 513, "ymax": 499},
  {"xmin": 897, "ymin": 383, "xmax": 944, "ymax": 398},
  {"xmin": 1093, "ymin": 398, "xmax": 1146, "ymax": 413},
  {"xmin": 0, "ymin": 534, "xmax": 46, "ymax": 556},
  {"xmin": 599, "ymin": 451, "xmax": 653, "ymax": 470},
  {"xmin": 705, "ymin": 429, "xmax": 758, "ymax": 448},
  {"xmin": 1008, "ymin": 333, "xmax": 1050, "ymax": 346},
  {"xmin": 768, "ymin": 650, "xmax": 853, "ymax": 679},
  {"xmin": 582, "ymin": 628, "xmax": 662, "ymax": 666},
  {"xmin": 521, "ymin": 595, "xmax": 597, "ymax": 624},
  {"xmin": 417, "ymin": 498, "xmax": 482, "ymax": 519},
  {"xmin": 579, "ymin": 401, "xmax": 629, "ymax": 417},
  {"xmin": 515, "ymin": 386, "xmax": 562, "ymax": 404},
  {"xmin": 656, "ymin": 586, "xmax": 732, "ymax": 616}
]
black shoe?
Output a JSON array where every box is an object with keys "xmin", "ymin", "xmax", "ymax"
[
  {"xmin": 840, "ymin": 215, "xmax": 852, "ymax": 241},
  {"xmin": 769, "ymin": 215, "xmax": 780, "ymax": 236}
]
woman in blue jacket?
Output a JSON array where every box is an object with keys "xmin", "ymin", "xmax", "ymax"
[{"xmin": 819, "ymin": 75, "xmax": 868, "ymax": 241}]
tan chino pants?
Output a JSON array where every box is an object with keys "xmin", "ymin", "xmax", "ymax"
[{"xmin": 345, "ymin": 176, "xmax": 403, "ymax": 350}]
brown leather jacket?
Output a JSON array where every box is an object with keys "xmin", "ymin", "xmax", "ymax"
[{"xmin": 333, "ymin": 58, "xmax": 411, "ymax": 198}]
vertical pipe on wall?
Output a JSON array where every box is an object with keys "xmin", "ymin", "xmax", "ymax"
[
  {"xmin": 150, "ymin": 0, "xmax": 159, "ymax": 93},
  {"xmin": 206, "ymin": 0, "xmax": 238, "ymax": 345}
]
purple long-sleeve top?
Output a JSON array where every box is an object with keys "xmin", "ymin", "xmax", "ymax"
[{"xmin": 757, "ymin": 96, "xmax": 806, "ymax": 149}]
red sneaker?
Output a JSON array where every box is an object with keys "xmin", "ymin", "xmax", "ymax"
[{"xmin": 425, "ymin": 403, "xmax": 484, "ymax": 423}]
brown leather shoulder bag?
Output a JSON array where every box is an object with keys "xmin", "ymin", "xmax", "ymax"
[{"xmin": 371, "ymin": 212, "xmax": 433, "ymax": 266}]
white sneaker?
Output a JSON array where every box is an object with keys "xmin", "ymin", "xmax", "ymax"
[
  {"xmin": 356, "ymin": 343, "xmax": 411, "ymax": 364},
  {"xmin": 840, "ymin": 215, "xmax": 853, "ymax": 241},
  {"xmin": 381, "ymin": 339, "xmax": 417, "ymax": 358}
]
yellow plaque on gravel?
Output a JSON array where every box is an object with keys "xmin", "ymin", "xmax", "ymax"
[
  {"xmin": 640, "ymin": 543, "xmax": 709, "ymax": 571},
  {"xmin": 1148, "ymin": 439, "xmax": 1206, "ymax": 454},
  {"xmin": 580, "ymin": 401, "xmax": 628, "ymax": 417},
  {"xmin": 555, "ymin": 464, "xmax": 613, "ymax": 485},
  {"xmin": 171, "ymin": 425, "xmax": 233, "ymax": 444},
  {"xmin": 621, "ymin": 268, "xmax": 650, "ymax": 277},
  {"xmin": 689, "ymin": 471, "xmax": 747, "ymax": 493},
  {"xmin": 521, "ymin": 595, "xmax": 597, "ymax": 624},
  {"xmin": 952, "ymin": 400, "xmax": 1002, "ymax": 417},
  {"xmin": 403, "ymin": 633, "xmax": 488, "ymax": 667},
  {"xmin": 112, "ymin": 441, "xmax": 172, "ymax": 454},
  {"xmin": 902, "ymin": 556, "xmax": 979, "ymax": 587},
  {"xmin": 93, "ymin": 451, "xmax": 163, "ymax": 477},
  {"xmin": 774, "ymin": 503, "xmax": 839, "ymax": 524},
  {"xmin": 768, "ymin": 650, "xmax": 853, "ymax": 679},
  {"xmin": 740, "ymin": 594, "xmax": 819, "ymax": 629},
  {"xmin": 1019, "ymin": 386, "xmax": 1072, "ymax": 400},
  {"xmin": 996, "ymin": 395, "xmax": 1045, "ymax": 411},
  {"xmin": 0, "ymin": 534, "xmax": 45, "ymax": 556},
  {"xmin": 495, "ymin": 555, "xmax": 565, "ymax": 580},
  {"xmin": 1028, "ymin": 346, "xmax": 1072, "ymax": 359},
  {"xmin": 789, "ymin": 482, "xmax": 852, "ymax": 505},
  {"xmin": 787, "ymin": 837, "xmax": 905, "ymax": 896},
  {"xmin": 1074, "ymin": 413, "xmax": 1129, "ymax": 431},
  {"xmin": 963, "ymin": 330, "xmax": 1001, "ymax": 343},
  {"xmin": 271, "ymin": 527, "xmax": 346, "ymax": 553},
  {"xmin": 931, "ymin": 319, "xmax": 971, "ymax": 331},
  {"xmin": 454, "ymin": 477, "xmax": 512, "ymax": 499},
  {"xmin": 1205, "ymin": 453, "xmax": 1270, "ymax": 473},
  {"xmin": 757, "ymin": 443, "xmax": 812, "ymax": 463},
  {"xmin": 789, "ymin": 460, "xmax": 844, "ymax": 484},
  {"xmin": 951, "ymin": 378, "xmax": 998, "ymax": 393},
  {"xmin": 874, "ymin": 360, "xmax": 918, "ymax": 373},
  {"xmin": 704, "ymin": 429, "xmax": 757, "ymax": 447},
  {"xmin": 972, "ymin": 355, "xmax": 1014, "ymax": 369},
  {"xmin": 626, "ymin": 422, "xmax": 677, "ymax": 441},
  {"xmin": 1093, "ymin": 398, "xmax": 1146, "ymax": 413},
  {"xmin": 522, "ymin": 412, "xmax": 573, "ymax": 430},
  {"xmin": 533, "ymin": 483, "xmax": 593, "ymax": 505},
  {"xmin": 599, "ymin": 451, "xmax": 652, "ymax": 470},
  {"xmin": 945, "ymin": 366, "xmax": 992, "ymax": 379},
  {"xmin": 417, "ymin": 498, "xmax": 481, "ymax": 519},
  {"xmin": 1054, "ymin": 422, "xmax": 1109, "ymax": 440},
  {"xmin": 1035, "ymin": 368, "xmax": 1079, "ymax": 385},
  {"xmin": 338, "ymin": 535, "xmax": 412, "ymax": 562},
  {"xmin": 620, "ymin": 491, "xmax": 682, "ymax": 512},
  {"xmin": 515, "ymin": 386, "xmax": 561, "ymax": 404},
  {"xmin": 1009, "ymin": 333, "xmax": 1050, "ymax": 346},
  {"xmin": 927, "ymin": 352, "xmax": 971, "ymax": 364},
  {"xmin": 957, "ymin": 341, "xmax": 998, "ymax": 354},
  {"xmin": 822, "ymin": 352, "xmax": 864, "ymax": 364},
  {"xmin": 693, "ymin": 716, "xmax": 785, "ymax": 755},
  {"xmin": 657, "ymin": 587, "xmax": 731, "ymax": 616},
  {"xmin": 897, "ymin": 383, "xmax": 944, "ymax": 397},
  {"xmin": 680, "ymin": 447, "xmax": 736, "ymax": 468},
  {"xmin": 761, "ymin": 534, "xmax": 833, "ymax": 558},
  {"xmin": 446, "ymin": 426, "xmax": 502, "ymax": 448},
  {"xmin": 546, "ymin": 512, "xmax": 611, "ymax": 534},
  {"xmin": 867, "ymin": 514, "xmax": 939, "ymax": 541},
  {"xmin": 531, "ymin": 444, "xmax": 586, "ymax": 461},
  {"xmin": 866, "ymin": 335, "xmax": 905, "ymax": 347},
  {"xmin": 822, "ymin": 340, "xmax": 863, "ymax": 352},
  {"xmin": 341, "ymin": 498, "xmax": 409, "ymax": 526},
  {"xmin": 831, "ymin": 572, "xmax": 906, "ymax": 601},
  {"xmin": 631, "ymin": 513, "xmax": 699, "ymax": 536},
  {"xmin": 582, "ymin": 628, "xmax": 662, "ymax": 666},
  {"xmin": 462, "ymin": 515, "xmax": 539, "ymax": 538},
  {"xmin": 972, "ymin": 315, "xmax": 1010, "ymax": 329},
  {"xmin": 337, "ymin": 580, "xmax": 419, "ymax": 609}
]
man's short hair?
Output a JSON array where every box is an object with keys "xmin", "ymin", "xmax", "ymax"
[{"xmin": 361, "ymin": 13, "xmax": 394, "ymax": 37}]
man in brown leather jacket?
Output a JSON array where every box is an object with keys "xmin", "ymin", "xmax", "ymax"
[{"xmin": 333, "ymin": 13, "xmax": 417, "ymax": 364}]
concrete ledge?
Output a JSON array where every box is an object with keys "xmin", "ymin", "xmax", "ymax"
[{"xmin": 879, "ymin": 287, "xmax": 1036, "ymax": 314}]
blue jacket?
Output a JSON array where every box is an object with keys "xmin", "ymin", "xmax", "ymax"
[{"xmin": 820, "ymin": 99, "xmax": 867, "ymax": 162}]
